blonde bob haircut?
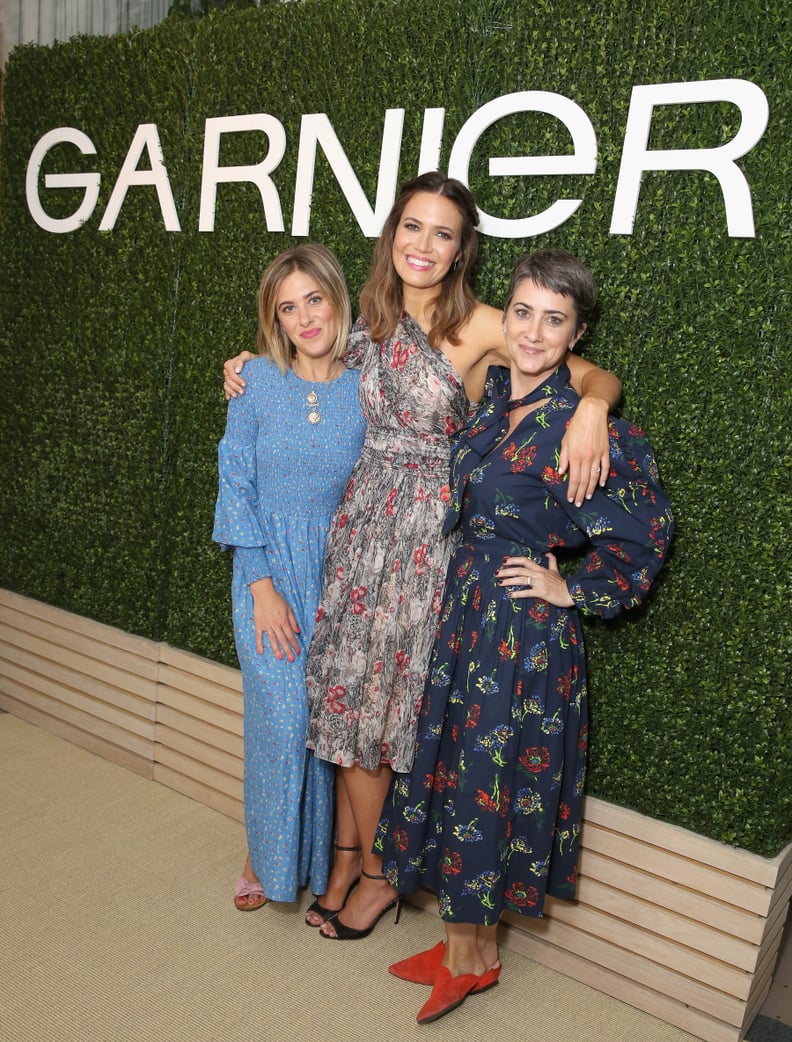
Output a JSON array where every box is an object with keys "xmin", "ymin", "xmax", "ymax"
[{"xmin": 256, "ymin": 243, "xmax": 352, "ymax": 372}]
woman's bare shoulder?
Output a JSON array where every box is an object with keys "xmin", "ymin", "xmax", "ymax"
[
  {"xmin": 458, "ymin": 300, "xmax": 507, "ymax": 363},
  {"xmin": 463, "ymin": 300, "xmax": 501, "ymax": 334}
]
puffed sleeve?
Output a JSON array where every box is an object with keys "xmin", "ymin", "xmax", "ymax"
[
  {"xmin": 343, "ymin": 317, "xmax": 372, "ymax": 370},
  {"xmin": 212, "ymin": 369, "xmax": 270, "ymax": 584},
  {"xmin": 546, "ymin": 416, "xmax": 674, "ymax": 617}
]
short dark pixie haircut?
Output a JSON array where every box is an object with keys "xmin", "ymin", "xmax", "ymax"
[{"xmin": 503, "ymin": 249, "xmax": 598, "ymax": 329}]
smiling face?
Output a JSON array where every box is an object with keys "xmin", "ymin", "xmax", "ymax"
[
  {"xmin": 391, "ymin": 191, "xmax": 464, "ymax": 291},
  {"xmin": 275, "ymin": 269, "xmax": 340, "ymax": 364},
  {"xmin": 504, "ymin": 278, "xmax": 586, "ymax": 395}
]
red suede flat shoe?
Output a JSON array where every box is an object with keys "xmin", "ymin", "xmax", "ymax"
[
  {"xmin": 416, "ymin": 967, "xmax": 481, "ymax": 1024},
  {"xmin": 473, "ymin": 962, "xmax": 501, "ymax": 993},
  {"xmin": 390, "ymin": 942, "xmax": 502, "ymax": 992},
  {"xmin": 389, "ymin": 941, "xmax": 446, "ymax": 985},
  {"xmin": 415, "ymin": 962, "xmax": 501, "ymax": 1023}
]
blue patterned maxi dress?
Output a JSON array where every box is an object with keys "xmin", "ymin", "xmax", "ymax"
[
  {"xmin": 377, "ymin": 365, "xmax": 674, "ymax": 923},
  {"xmin": 213, "ymin": 357, "xmax": 365, "ymax": 901}
]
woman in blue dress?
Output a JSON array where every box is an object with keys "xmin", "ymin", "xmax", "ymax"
[
  {"xmin": 377, "ymin": 250, "xmax": 674, "ymax": 1022},
  {"xmin": 213, "ymin": 244, "xmax": 366, "ymax": 909}
]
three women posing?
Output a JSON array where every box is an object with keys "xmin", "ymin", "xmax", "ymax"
[{"xmin": 222, "ymin": 173, "xmax": 621, "ymax": 930}]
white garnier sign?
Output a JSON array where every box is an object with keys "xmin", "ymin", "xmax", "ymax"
[{"xmin": 25, "ymin": 80, "xmax": 769, "ymax": 238}]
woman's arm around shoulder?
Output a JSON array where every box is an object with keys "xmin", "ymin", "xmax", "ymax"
[
  {"xmin": 223, "ymin": 350, "xmax": 258, "ymax": 399},
  {"xmin": 462, "ymin": 301, "xmax": 508, "ymax": 363},
  {"xmin": 452, "ymin": 302, "xmax": 509, "ymax": 402},
  {"xmin": 561, "ymin": 353, "xmax": 622, "ymax": 507}
]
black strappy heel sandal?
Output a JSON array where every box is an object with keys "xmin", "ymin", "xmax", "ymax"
[
  {"xmin": 304, "ymin": 844, "xmax": 362, "ymax": 927},
  {"xmin": 319, "ymin": 869, "xmax": 401, "ymax": 941}
]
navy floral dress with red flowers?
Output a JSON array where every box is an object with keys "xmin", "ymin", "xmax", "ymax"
[{"xmin": 377, "ymin": 364, "xmax": 674, "ymax": 923}]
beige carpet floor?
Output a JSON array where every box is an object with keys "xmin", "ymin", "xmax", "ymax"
[{"xmin": 0, "ymin": 712, "xmax": 705, "ymax": 1042}]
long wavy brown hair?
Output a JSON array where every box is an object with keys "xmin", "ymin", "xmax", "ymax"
[{"xmin": 359, "ymin": 171, "xmax": 480, "ymax": 348}]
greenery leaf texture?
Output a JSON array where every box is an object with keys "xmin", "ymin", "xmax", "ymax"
[{"xmin": 0, "ymin": 0, "xmax": 789, "ymax": 856}]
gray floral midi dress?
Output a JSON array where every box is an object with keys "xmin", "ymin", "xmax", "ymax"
[{"xmin": 305, "ymin": 313, "xmax": 470, "ymax": 772}]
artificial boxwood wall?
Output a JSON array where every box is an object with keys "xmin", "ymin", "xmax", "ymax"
[{"xmin": 0, "ymin": 0, "xmax": 789, "ymax": 856}]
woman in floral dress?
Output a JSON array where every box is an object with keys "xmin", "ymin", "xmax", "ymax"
[
  {"xmin": 377, "ymin": 250, "xmax": 674, "ymax": 1022},
  {"xmin": 224, "ymin": 173, "xmax": 623, "ymax": 939}
]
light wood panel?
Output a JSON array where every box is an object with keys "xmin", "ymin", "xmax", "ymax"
[
  {"xmin": 0, "ymin": 589, "xmax": 158, "ymax": 777},
  {"xmin": 153, "ymin": 641, "xmax": 244, "ymax": 815}
]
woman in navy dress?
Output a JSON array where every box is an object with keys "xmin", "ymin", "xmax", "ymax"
[
  {"xmin": 377, "ymin": 250, "xmax": 674, "ymax": 1022},
  {"xmin": 213, "ymin": 244, "xmax": 365, "ymax": 909}
]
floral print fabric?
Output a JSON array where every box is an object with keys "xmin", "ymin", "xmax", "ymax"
[
  {"xmin": 377, "ymin": 365, "xmax": 674, "ymax": 922},
  {"xmin": 306, "ymin": 313, "xmax": 470, "ymax": 772}
]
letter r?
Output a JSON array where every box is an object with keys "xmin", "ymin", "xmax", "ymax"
[{"xmin": 610, "ymin": 79, "xmax": 769, "ymax": 238}]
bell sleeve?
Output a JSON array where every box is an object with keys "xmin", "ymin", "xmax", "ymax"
[
  {"xmin": 212, "ymin": 374, "xmax": 271, "ymax": 585},
  {"xmin": 547, "ymin": 416, "xmax": 675, "ymax": 618}
]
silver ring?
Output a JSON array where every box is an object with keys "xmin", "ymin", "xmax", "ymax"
[
  {"xmin": 591, "ymin": 464, "xmax": 601, "ymax": 471},
  {"xmin": 525, "ymin": 577, "xmax": 532, "ymax": 588}
]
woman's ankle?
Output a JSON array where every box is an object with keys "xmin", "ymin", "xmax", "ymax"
[
  {"xmin": 476, "ymin": 927, "xmax": 500, "ymax": 969},
  {"xmin": 325, "ymin": 848, "xmax": 361, "ymax": 894}
]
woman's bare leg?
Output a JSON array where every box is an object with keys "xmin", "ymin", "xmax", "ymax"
[
  {"xmin": 320, "ymin": 763, "xmax": 397, "ymax": 937},
  {"xmin": 241, "ymin": 853, "xmax": 258, "ymax": 884},
  {"xmin": 475, "ymin": 923, "xmax": 500, "ymax": 972},
  {"xmin": 305, "ymin": 768, "xmax": 362, "ymax": 925}
]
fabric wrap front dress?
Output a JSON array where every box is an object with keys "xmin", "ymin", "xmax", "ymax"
[
  {"xmin": 213, "ymin": 357, "xmax": 365, "ymax": 902},
  {"xmin": 377, "ymin": 364, "xmax": 674, "ymax": 923},
  {"xmin": 306, "ymin": 313, "xmax": 470, "ymax": 773}
]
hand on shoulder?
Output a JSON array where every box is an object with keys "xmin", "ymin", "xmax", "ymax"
[{"xmin": 223, "ymin": 349, "xmax": 258, "ymax": 399}]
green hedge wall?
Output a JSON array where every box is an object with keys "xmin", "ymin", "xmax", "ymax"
[{"xmin": 1, "ymin": 0, "xmax": 789, "ymax": 856}]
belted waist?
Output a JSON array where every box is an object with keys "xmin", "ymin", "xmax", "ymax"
[{"xmin": 361, "ymin": 433, "xmax": 451, "ymax": 471}]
